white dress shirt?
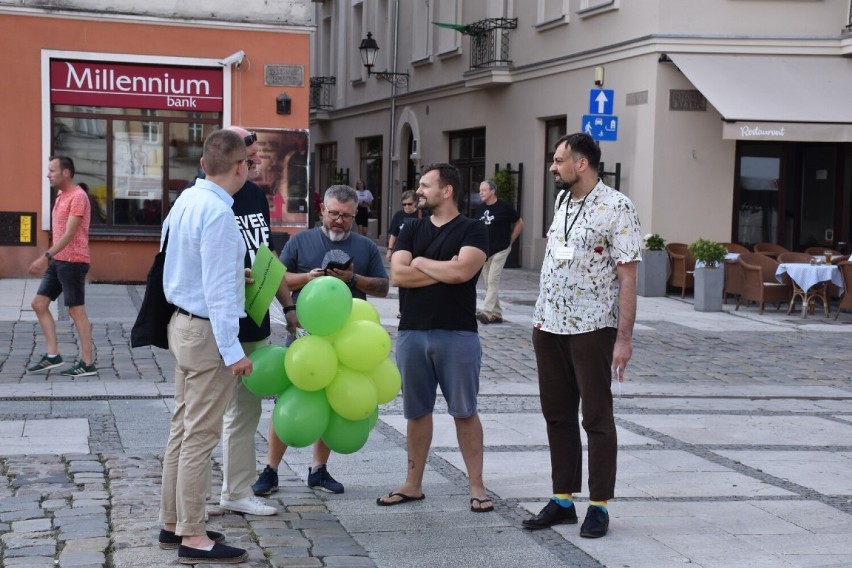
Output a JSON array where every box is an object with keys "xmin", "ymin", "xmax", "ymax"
[{"xmin": 162, "ymin": 179, "xmax": 247, "ymax": 366}]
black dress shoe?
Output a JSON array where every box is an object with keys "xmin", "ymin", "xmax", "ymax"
[
  {"xmin": 178, "ymin": 542, "xmax": 248, "ymax": 564},
  {"xmin": 522, "ymin": 500, "xmax": 578, "ymax": 530},
  {"xmin": 580, "ymin": 505, "xmax": 609, "ymax": 538},
  {"xmin": 158, "ymin": 529, "xmax": 225, "ymax": 550}
]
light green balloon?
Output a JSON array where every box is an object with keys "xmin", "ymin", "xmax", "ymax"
[
  {"xmin": 333, "ymin": 320, "xmax": 391, "ymax": 372},
  {"xmin": 366, "ymin": 358, "xmax": 401, "ymax": 404},
  {"xmin": 346, "ymin": 298, "xmax": 380, "ymax": 325},
  {"xmin": 295, "ymin": 276, "xmax": 352, "ymax": 336},
  {"xmin": 272, "ymin": 387, "xmax": 330, "ymax": 448},
  {"xmin": 284, "ymin": 335, "xmax": 338, "ymax": 391},
  {"xmin": 243, "ymin": 345, "xmax": 291, "ymax": 397},
  {"xmin": 321, "ymin": 410, "xmax": 372, "ymax": 454},
  {"xmin": 325, "ymin": 366, "xmax": 378, "ymax": 421}
]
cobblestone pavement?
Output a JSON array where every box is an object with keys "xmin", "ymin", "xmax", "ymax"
[{"xmin": 1, "ymin": 271, "xmax": 852, "ymax": 567}]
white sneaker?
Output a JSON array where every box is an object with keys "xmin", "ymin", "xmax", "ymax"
[{"xmin": 219, "ymin": 495, "xmax": 277, "ymax": 516}]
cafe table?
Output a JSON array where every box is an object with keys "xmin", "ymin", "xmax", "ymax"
[{"xmin": 775, "ymin": 262, "xmax": 844, "ymax": 318}]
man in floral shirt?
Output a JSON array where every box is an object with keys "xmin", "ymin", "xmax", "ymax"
[{"xmin": 523, "ymin": 133, "xmax": 641, "ymax": 539}]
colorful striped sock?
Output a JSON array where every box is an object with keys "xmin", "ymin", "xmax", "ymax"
[
  {"xmin": 589, "ymin": 500, "xmax": 608, "ymax": 513},
  {"xmin": 551, "ymin": 494, "xmax": 574, "ymax": 508}
]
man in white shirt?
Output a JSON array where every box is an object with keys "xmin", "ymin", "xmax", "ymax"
[{"xmin": 157, "ymin": 129, "xmax": 253, "ymax": 564}]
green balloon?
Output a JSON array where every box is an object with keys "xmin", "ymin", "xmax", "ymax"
[
  {"xmin": 325, "ymin": 366, "xmax": 378, "ymax": 421},
  {"xmin": 321, "ymin": 410, "xmax": 372, "ymax": 454},
  {"xmin": 346, "ymin": 298, "xmax": 380, "ymax": 325},
  {"xmin": 242, "ymin": 345, "xmax": 291, "ymax": 396},
  {"xmin": 284, "ymin": 335, "xmax": 338, "ymax": 391},
  {"xmin": 296, "ymin": 276, "xmax": 352, "ymax": 336},
  {"xmin": 366, "ymin": 406, "xmax": 379, "ymax": 430},
  {"xmin": 333, "ymin": 320, "xmax": 391, "ymax": 372},
  {"xmin": 366, "ymin": 358, "xmax": 401, "ymax": 404},
  {"xmin": 272, "ymin": 387, "xmax": 330, "ymax": 448}
]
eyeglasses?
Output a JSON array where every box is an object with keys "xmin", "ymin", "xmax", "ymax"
[
  {"xmin": 401, "ymin": 202, "xmax": 415, "ymax": 207},
  {"xmin": 246, "ymin": 159, "xmax": 255, "ymax": 168},
  {"xmin": 243, "ymin": 132, "xmax": 257, "ymax": 146},
  {"xmin": 325, "ymin": 210, "xmax": 354, "ymax": 221}
]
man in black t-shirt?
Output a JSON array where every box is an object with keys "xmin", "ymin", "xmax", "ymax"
[
  {"xmin": 219, "ymin": 126, "xmax": 298, "ymax": 518},
  {"xmin": 474, "ymin": 179, "xmax": 523, "ymax": 325},
  {"xmin": 377, "ymin": 163, "xmax": 493, "ymax": 513},
  {"xmin": 386, "ymin": 190, "xmax": 423, "ymax": 317}
]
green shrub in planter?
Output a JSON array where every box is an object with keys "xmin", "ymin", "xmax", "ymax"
[
  {"xmin": 688, "ymin": 238, "xmax": 727, "ymax": 267},
  {"xmin": 643, "ymin": 233, "xmax": 665, "ymax": 251}
]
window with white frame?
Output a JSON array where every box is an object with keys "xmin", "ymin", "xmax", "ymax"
[
  {"xmin": 538, "ymin": 0, "xmax": 568, "ymax": 24},
  {"xmin": 412, "ymin": 0, "xmax": 431, "ymax": 61},
  {"xmin": 435, "ymin": 0, "xmax": 461, "ymax": 54},
  {"xmin": 350, "ymin": 2, "xmax": 364, "ymax": 81},
  {"xmin": 578, "ymin": 0, "xmax": 619, "ymax": 16}
]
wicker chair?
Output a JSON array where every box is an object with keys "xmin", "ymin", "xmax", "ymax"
[
  {"xmin": 777, "ymin": 252, "xmax": 814, "ymax": 264},
  {"xmin": 804, "ymin": 247, "xmax": 842, "ymax": 257},
  {"xmin": 736, "ymin": 252, "xmax": 791, "ymax": 314},
  {"xmin": 720, "ymin": 242, "xmax": 750, "ymax": 255},
  {"xmin": 777, "ymin": 252, "xmax": 829, "ymax": 316},
  {"xmin": 720, "ymin": 243, "xmax": 748, "ymax": 303},
  {"xmin": 753, "ymin": 242, "xmax": 790, "ymax": 259},
  {"xmin": 835, "ymin": 261, "xmax": 852, "ymax": 320},
  {"xmin": 666, "ymin": 243, "xmax": 695, "ymax": 298}
]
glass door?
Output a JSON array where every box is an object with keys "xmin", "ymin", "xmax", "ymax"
[{"xmin": 799, "ymin": 145, "xmax": 837, "ymax": 249}]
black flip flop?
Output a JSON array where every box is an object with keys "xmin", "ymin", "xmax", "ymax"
[
  {"xmin": 470, "ymin": 497, "xmax": 494, "ymax": 513},
  {"xmin": 376, "ymin": 492, "xmax": 426, "ymax": 506}
]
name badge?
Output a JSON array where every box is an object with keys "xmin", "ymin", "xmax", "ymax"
[{"xmin": 554, "ymin": 246, "xmax": 574, "ymax": 261}]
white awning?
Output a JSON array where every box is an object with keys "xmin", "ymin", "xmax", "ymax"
[{"xmin": 669, "ymin": 53, "xmax": 852, "ymax": 142}]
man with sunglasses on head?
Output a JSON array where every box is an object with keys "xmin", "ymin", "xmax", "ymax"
[
  {"xmin": 218, "ymin": 126, "xmax": 299, "ymax": 519},
  {"xmin": 252, "ymin": 184, "xmax": 389, "ymax": 497},
  {"xmin": 386, "ymin": 190, "xmax": 424, "ymax": 317}
]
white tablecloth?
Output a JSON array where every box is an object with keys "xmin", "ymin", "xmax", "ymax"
[{"xmin": 775, "ymin": 263, "xmax": 844, "ymax": 293}]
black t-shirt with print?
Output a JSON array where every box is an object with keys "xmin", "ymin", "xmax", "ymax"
[
  {"xmin": 474, "ymin": 199, "xmax": 520, "ymax": 256},
  {"xmin": 232, "ymin": 180, "xmax": 272, "ymax": 343}
]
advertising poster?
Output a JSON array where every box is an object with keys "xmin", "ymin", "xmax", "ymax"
[{"xmin": 253, "ymin": 129, "xmax": 309, "ymax": 229}]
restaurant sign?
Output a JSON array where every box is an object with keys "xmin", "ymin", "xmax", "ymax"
[{"xmin": 50, "ymin": 60, "xmax": 223, "ymax": 112}]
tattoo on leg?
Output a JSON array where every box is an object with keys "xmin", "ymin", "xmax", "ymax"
[{"xmin": 408, "ymin": 459, "xmax": 415, "ymax": 471}]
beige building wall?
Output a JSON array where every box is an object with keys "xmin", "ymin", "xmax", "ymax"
[{"xmin": 310, "ymin": 0, "xmax": 852, "ymax": 267}]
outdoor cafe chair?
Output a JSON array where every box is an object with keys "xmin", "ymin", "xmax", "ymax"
[
  {"xmin": 736, "ymin": 252, "xmax": 791, "ymax": 315},
  {"xmin": 665, "ymin": 243, "xmax": 694, "ymax": 298},
  {"xmin": 778, "ymin": 252, "xmax": 829, "ymax": 316},
  {"xmin": 753, "ymin": 242, "xmax": 790, "ymax": 259},
  {"xmin": 720, "ymin": 242, "xmax": 749, "ymax": 255},
  {"xmin": 834, "ymin": 261, "xmax": 852, "ymax": 320}
]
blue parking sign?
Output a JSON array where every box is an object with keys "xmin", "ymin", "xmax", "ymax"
[{"xmin": 582, "ymin": 115, "xmax": 618, "ymax": 142}]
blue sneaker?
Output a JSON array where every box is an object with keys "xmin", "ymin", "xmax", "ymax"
[
  {"xmin": 251, "ymin": 465, "xmax": 278, "ymax": 496},
  {"xmin": 307, "ymin": 465, "xmax": 344, "ymax": 494}
]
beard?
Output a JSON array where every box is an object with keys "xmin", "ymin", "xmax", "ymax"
[
  {"xmin": 326, "ymin": 227, "xmax": 350, "ymax": 242},
  {"xmin": 554, "ymin": 176, "xmax": 574, "ymax": 191}
]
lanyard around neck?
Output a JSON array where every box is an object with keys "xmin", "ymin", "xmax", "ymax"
[{"xmin": 563, "ymin": 188, "xmax": 593, "ymax": 242}]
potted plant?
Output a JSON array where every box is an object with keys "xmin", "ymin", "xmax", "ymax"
[
  {"xmin": 637, "ymin": 233, "xmax": 667, "ymax": 297},
  {"xmin": 688, "ymin": 238, "xmax": 727, "ymax": 311}
]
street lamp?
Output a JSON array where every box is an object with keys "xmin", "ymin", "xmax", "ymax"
[{"xmin": 359, "ymin": 32, "xmax": 409, "ymax": 88}]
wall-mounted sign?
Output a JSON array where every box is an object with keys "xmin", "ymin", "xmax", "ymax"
[
  {"xmin": 50, "ymin": 60, "xmax": 224, "ymax": 112},
  {"xmin": 264, "ymin": 65, "xmax": 305, "ymax": 87}
]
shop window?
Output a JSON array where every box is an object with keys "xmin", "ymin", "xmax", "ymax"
[{"xmin": 52, "ymin": 106, "xmax": 220, "ymax": 231}]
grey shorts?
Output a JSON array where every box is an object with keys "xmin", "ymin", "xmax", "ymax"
[
  {"xmin": 36, "ymin": 260, "xmax": 89, "ymax": 307},
  {"xmin": 396, "ymin": 330, "xmax": 482, "ymax": 419}
]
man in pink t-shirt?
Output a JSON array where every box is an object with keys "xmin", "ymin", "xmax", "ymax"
[{"xmin": 27, "ymin": 156, "xmax": 96, "ymax": 377}]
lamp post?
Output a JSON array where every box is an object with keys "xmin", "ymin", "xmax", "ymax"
[{"xmin": 359, "ymin": 15, "xmax": 407, "ymax": 239}]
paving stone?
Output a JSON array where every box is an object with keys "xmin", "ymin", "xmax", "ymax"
[{"xmin": 11, "ymin": 518, "xmax": 52, "ymax": 532}]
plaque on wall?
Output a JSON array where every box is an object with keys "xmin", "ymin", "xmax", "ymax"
[
  {"xmin": 264, "ymin": 65, "xmax": 305, "ymax": 87},
  {"xmin": 669, "ymin": 90, "xmax": 707, "ymax": 111},
  {"xmin": 0, "ymin": 212, "xmax": 37, "ymax": 246}
]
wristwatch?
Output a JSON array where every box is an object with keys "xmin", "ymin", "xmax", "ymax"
[
  {"xmin": 348, "ymin": 273, "xmax": 358, "ymax": 287},
  {"xmin": 283, "ymin": 305, "xmax": 297, "ymax": 314},
  {"xmin": 44, "ymin": 251, "xmax": 52, "ymax": 260}
]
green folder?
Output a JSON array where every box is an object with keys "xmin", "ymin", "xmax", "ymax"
[{"xmin": 245, "ymin": 244, "xmax": 286, "ymax": 326}]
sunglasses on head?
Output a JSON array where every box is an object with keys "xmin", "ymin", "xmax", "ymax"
[{"xmin": 243, "ymin": 132, "xmax": 257, "ymax": 146}]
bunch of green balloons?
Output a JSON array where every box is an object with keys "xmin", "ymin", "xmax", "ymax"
[{"xmin": 242, "ymin": 276, "xmax": 400, "ymax": 454}]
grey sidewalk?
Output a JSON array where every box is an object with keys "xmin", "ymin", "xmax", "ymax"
[{"xmin": 1, "ymin": 271, "xmax": 852, "ymax": 567}]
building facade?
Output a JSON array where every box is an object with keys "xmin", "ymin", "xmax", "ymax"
[
  {"xmin": 0, "ymin": 1, "xmax": 313, "ymax": 281},
  {"xmin": 309, "ymin": 0, "xmax": 852, "ymax": 267}
]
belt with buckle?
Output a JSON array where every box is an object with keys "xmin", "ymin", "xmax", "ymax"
[{"xmin": 176, "ymin": 307, "xmax": 209, "ymax": 321}]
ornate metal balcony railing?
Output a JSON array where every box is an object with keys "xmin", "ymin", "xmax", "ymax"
[
  {"xmin": 468, "ymin": 18, "xmax": 518, "ymax": 70},
  {"xmin": 309, "ymin": 77, "xmax": 336, "ymax": 111}
]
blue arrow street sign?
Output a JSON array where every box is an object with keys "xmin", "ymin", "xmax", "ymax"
[
  {"xmin": 582, "ymin": 115, "xmax": 618, "ymax": 142},
  {"xmin": 589, "ymin": 89, "xmax": 614, "ymax": 115}
]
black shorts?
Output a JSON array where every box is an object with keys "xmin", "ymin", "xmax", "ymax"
[
  {"xmin": 355, "ymin": 206, "xmax": 369, "ymax": 227},
  {"xmin": 36, "ymin": 260, "xmax": 89, "ymax": 307}
]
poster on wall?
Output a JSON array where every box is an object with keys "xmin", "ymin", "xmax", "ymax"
[{"xmin": 253, "ymin": 129, "xmax": 310, "ymax": 229}]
